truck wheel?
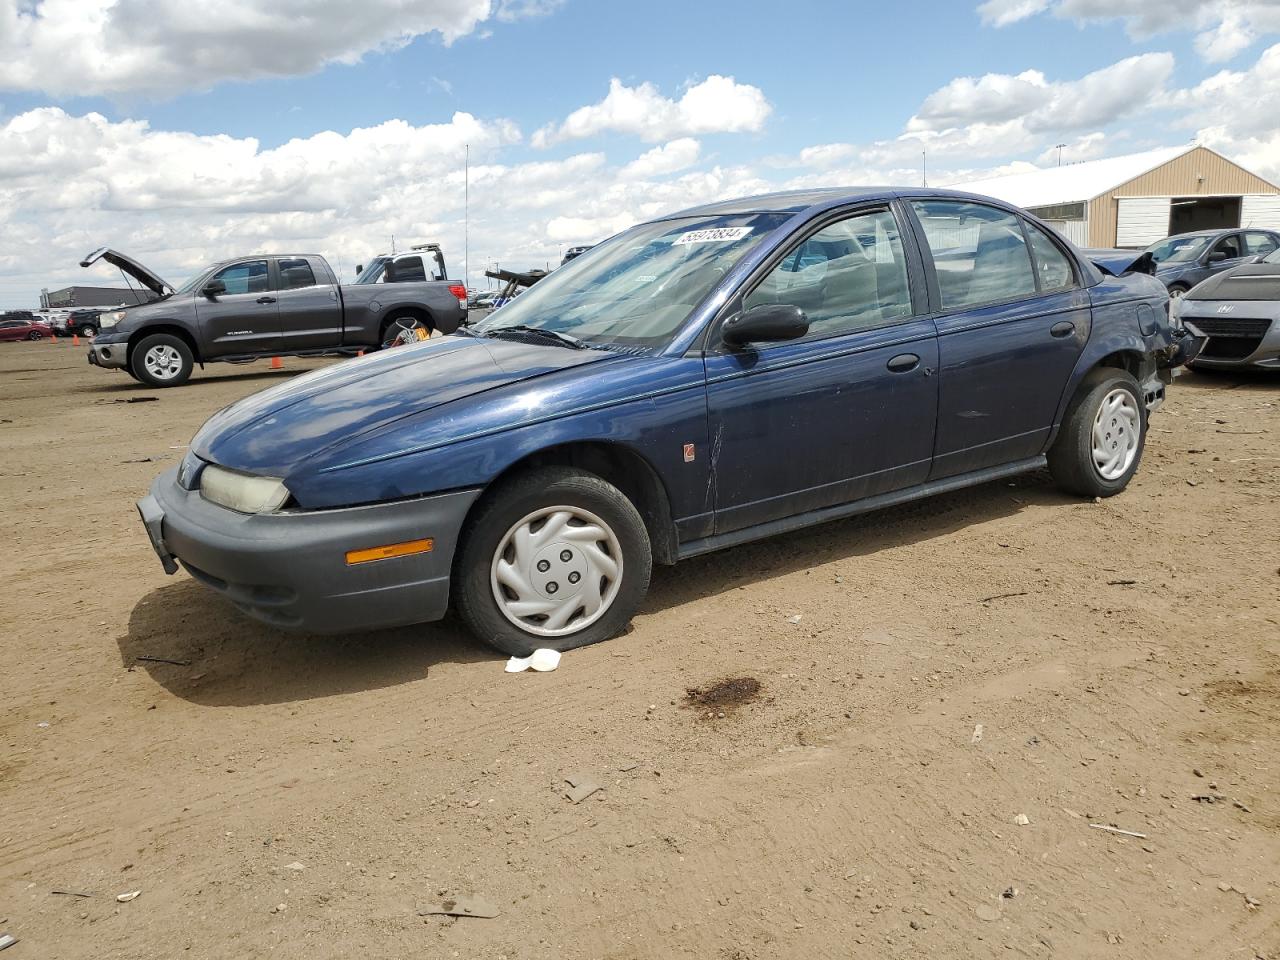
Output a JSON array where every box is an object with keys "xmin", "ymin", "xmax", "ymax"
[
  {"xmin": 78, "ymin": 324, "xmax": 97, "ymax": 338},
  {"xmin": 130, "ymin": 333, "xmax": 194, "ymax": 387},
  {"xmin": 380, "ymin": 315, "xmax": 433, "ymax": 349},
  {"xmin": 454, "ymin": 467, "xmax": 652, "ymax": 657},
  {"xmin": 1048, "ymin": 367, "xmax": 1146, "ymax": 498}
]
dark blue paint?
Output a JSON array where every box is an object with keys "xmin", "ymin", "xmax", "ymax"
[{"xmin": 190, "ymin": 188, "xmax": 1175, "ymax": 548}]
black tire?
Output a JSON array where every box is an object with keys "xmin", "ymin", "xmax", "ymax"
[
  {"xmin": 454, "ymin": 466, "xmax": 652, "ymax": 656},
  {"xmin": 1048, "ymin": 367, "xmax": 1146, "ymax": 498},
  {"xmin": 78, "ymin": 324, "xmax": 97, "ymax": 338},
  {"xmin": 1167, "ymin": 283, "xmax": 1190, "ymax": 299},
  {"xmin": 26, "ymin": 330, "xmax": 42, "ymax": 340},
  {"xmin": 129, "ymin": 333, "xmax": 194, "ymax": 387},
  {"xmin": 380, "ymin": 314, "xmax": 433, "ymax": 349}
]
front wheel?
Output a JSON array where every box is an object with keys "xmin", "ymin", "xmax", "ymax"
[
  {"xmin": 454, "ymin": 467, "xmax": 652, "ymax": 656},
  {"xmin": 1048, "ymin": 368, "xmax": 1146, "ymax": 497},
  {"xmin": 130, "ymin": 333, "xmax": 194, "ymax": 387},
  {"xmin": 26, "ymin": 330, "xmax": 42, "ymax": 340},
  {"xmin": 1167, "ymin": 283, "xmax": 1190, "ymax": 299},
  {"xmin": 78, "ymin": 324, "xmax": 97, "ymax": 338}
]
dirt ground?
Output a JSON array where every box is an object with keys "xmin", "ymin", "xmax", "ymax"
[{"xmin": 1, "ymin": 340, "xmax": 1278, "ymax": 960}]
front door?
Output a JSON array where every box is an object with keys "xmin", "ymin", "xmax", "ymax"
[
  {"xmin": 703, "ymin": 205, "xmax": 939, "ymax": 535},
  {"xmin": 274, "ymin": 257, "xmax": 343, "ymax": 351},
  {"xmin": 905, "ymin": 198, "xmax": 1089, "ymax": 478},
  {"xmin": 194, "ymin": 259, "xmax": 281, "ymax": 357}
]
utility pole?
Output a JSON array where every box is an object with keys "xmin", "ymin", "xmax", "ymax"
[
  {"xmin": 1056, "ymin": 143, "xmax": 1067, "ymax": 167},
  {"xmin": 464, "ymin": 143, "xmax": 470, "ymax": 291},
  {"xmin": 921, "ymin": 149, "xmax": 928, "ymax": 188}
]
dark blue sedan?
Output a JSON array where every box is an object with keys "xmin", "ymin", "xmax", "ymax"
[
  {"xmin": 1091, "ymin": 228, "xmax": 1280, "ymax": 299},
  {"xmin": 138, "ymin": 187, "xmax": 1198, "ymax": 654}
]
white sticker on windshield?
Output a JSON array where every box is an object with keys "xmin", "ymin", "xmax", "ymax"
[{"xmin": 673, "ymin": 227, "xmax": 753, "ymax": 245}]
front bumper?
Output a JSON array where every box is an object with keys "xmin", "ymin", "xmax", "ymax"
[
  {"xmin": 139, "ymin": 467, "xmax": 481, "ymax": 633},
  {"xmin": 88, "ymin": 333, "xmax": 129, "ymax": 369}
]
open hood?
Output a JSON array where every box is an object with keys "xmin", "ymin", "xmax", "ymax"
[{"xmin": 79, "ymin": 247, "xmax": 174, "ymax": 297}]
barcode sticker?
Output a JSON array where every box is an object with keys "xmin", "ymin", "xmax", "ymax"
[{"xmin": 673, "ymin": 227, "xmax": 753, "ymax": 245}]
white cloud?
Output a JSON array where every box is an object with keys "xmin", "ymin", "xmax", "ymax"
[
  {"xmin": 0, "ymin": 0, "xmax": 563, "ymax": 97},
  {"xmin": 618, "ymin": 139, "xmax": 701, "ymax": 179},
  {"xmin": 908, "ymin": 53, "xmax": 1174, "ymax": 134},
  {"xmin": 978, "ymin": 0, "xmax": 1280, "ymax": 62},
  {"xmin": 532, "ymin": 75, "xmax": 771, "ymax": 147}
]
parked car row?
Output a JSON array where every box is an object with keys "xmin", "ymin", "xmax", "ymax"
[{"xmin": 135, "ymin": 186, "xmax": 1204, "ymax": 655}]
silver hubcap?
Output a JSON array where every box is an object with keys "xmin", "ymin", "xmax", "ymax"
[
  {"xmin": 144, "ymin": 344, "xmax": 183, "ymax": 380},
  {"xmin": 1091, "ymin": 388, "xmax": 1140, "ymax": 480},
  {"xmin": 490, "ymin": 505, "xmax": 623, "ymax": 637}
]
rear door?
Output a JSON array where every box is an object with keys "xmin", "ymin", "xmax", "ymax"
[
  {"xmin": 194, "ymin": 259, "xmax": 281, "ymax": 357},
  {"xmin": 274, "ymin": 257, "xmax": 342, "ymax": 351},
  {"xmin": 703, "ymin": 203, "xmax": 939, "ymax": 534},
  {"xmin": 905, "ymin": 198, "xmax": 1089, "ymax": 478}
]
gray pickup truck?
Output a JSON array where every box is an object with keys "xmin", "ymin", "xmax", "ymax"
[{"xmin": 82, "ymin": 247, "xmax": 468, "ymax": 387}]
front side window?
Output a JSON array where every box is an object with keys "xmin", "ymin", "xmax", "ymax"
[
  {"xmin": 277, "ymin": 258, "xmax": 317, "ymax": 290},
  {"xmin": 473, "ymin": 211, "xmax": 789, "ymax": 350},
  {"xmin": 1026, "ymin": 223, "xmax": 1075, "ymax": 291},
  {"xmin": 1146, "ymin": 235, "xmax": 1210, "ymax": 264},
  {"xmin": 1213, "ymin": 235, "xmax": 1243, "ymax": 259},
  {"xmin": 743, "ymin": 208, "xmax": 912, "ymax": 338},
  {"xmin": 910, "ymin": 200, "xmax": 1037, "ymax": 310},
  {"xmin": 388, "ymin": 256, "xmax": 427, "ymax": 282},
  {"xmin": 1244, "ymin": 232, "xmax": 1278, "ymax": 256},
  {"xmin": 212, "ymin": 260, "xmax": 270, "ymax": 295}
]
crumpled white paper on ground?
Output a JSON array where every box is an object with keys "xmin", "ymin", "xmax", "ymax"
[{"xmin": 504, "ymin": 648, "xmax": 562, "ymax": 673}]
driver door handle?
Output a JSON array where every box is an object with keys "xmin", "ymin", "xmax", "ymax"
[
  {"xmin": 256, "ymin": 296, "xmax": 277, "ymax": 304},
  {"xmin": 1050, "ymin": 320, "xmax": 1074, "ymax": 338},
  {"xmin": 886, "ymin": 353, "xmax": 920, "ymax": 373}
]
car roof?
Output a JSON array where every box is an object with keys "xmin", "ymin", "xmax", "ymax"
[{"xmin": 651, "ymin": 186, "xmax": 1025, "ymax": 221}]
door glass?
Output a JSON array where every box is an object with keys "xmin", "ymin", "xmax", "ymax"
[
  {"xmin": 1026, "ymin": 223, "xmax": 1074, "ymax": 291},
  {"xmin": 911, "ymin": 200, "xmax": 1037, "ymax": 309},
  {"xmin": 387, "ymin": 256, "xmax": 426, "ymax": 282},
  {"xmin": 278, "ymin": 258, "xmax": 317, "ymax": 290},
  {"xmin": 211, "ymin": 260, "xmax": 270, "ymax": 295},
  {"xmin": 743, "ymin": 208, "xmax": 913, "ymax": 338},
  {"xmin": 1213, "ymin": 235, "xmax": 1242, "ymax": 259},
  {"xmin": 1244, "ymin": 232, "xmax": 1278, "ymax": 257}
]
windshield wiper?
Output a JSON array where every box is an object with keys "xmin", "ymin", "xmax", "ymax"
[{"xmin": 484, "ymin": 325, "xmax": 591, "ymax": 350}]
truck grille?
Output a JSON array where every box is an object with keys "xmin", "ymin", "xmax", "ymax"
[{"xmin": 1190, "ymin": 316, "xmax": 1271, "ymax": 361}]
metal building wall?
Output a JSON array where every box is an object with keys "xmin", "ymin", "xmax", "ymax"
[{"xmin": 1087, "ymin": 146, "xmax": 1280, "ymax": 246}]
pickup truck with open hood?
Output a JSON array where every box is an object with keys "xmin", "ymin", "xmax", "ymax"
[{"xmin": 81, "ymin": 247, "xmax": 468, "ymax": 387}]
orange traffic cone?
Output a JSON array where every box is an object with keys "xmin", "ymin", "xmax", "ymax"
[
  {"xmin": 72, "ymin": 333, "xmax": 81, "ymax": 346},
  {"xmin": 356, "ymin": 349, "xmax": 364, "ymax": 357},
  {"xmin": 50, "ymin": 333, "xmax": 56, "ymax": 344},
  {"xmin": 270, "ymin": 356, "xmax": 283, "ymax": 369}
]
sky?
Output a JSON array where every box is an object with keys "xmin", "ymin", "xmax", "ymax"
[{"xmin": 1, "ymin": 0, "xmax": 1279, "ymax": 306}]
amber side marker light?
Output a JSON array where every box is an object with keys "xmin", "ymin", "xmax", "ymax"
[{"xmin": 345, "ymin": 538, "xmax": 434, "ymax": 565}]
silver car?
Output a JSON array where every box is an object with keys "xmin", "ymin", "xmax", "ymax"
[{"xmin": 1178, "ymin": 247, "xmax": 1280, "ymax": 371}]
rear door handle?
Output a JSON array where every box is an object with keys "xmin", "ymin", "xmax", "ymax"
[
  {"xmin": 886, "ymin": 353, "xmax": 920, "ymax": 373},
  {"xmin": 1050, "ymin": 320, "xmax": 1074, "ymax": 338},
  {"xmin": 256, "ymin": 296, "xmax": 277, "ymax": 304}
]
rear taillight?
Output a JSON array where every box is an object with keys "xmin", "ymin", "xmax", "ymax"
[{"xmin": 448, "ymin": 283, "xmax": 467, "ymax": 308}]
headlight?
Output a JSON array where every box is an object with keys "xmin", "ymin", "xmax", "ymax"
[
  {"xmin": 199, "ymin": 464, "xmax": 291, "ymax": 513},
  {"xmin": 98, "ymin": 310, "xmax": 126, "ymax": 329}
]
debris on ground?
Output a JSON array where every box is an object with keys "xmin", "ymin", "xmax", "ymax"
[
  {"xmin": 786, "ymin": 614, "xmax": 802, "ymax": 624},
  {"xmin": 505, "ymin": 648, "xmax": 561, "ymax": 673},
  {"xmin": 418, "ymin": 896, "xmax": 500, "ymax": 919},
  {"xmin": 1089, "ymin": 824, "xmax": 1147, "ymax": 839},
  {"xmin": 0, "ymin": 934, "xmax": 16, "ymax": 951},
  {"xmin": 284, "ymin": 861, "xmax": 305, "ymax": 871},
  {"xmin": 50, "ymin": 890, "xmax": 93, "ymax": 898},
  {"xmin": 1014, "ymin": 814, "xmax": 1030, "ymax": 826},
  {"xmin": 116, "ymin": 890, "xmax": 141, "ymax": 903},
  {"xmin": 971, "ymin": 724, "xmax": 984, "ymax": 744},
  {"xmin": 565, "ymin": 773, "xmax": 603, "ymax": 804},
  {"xmin": 979, "ymin": 591, "xmax": 1028, "ymax": 603},
  {"xmin": 684, "ymin": 677, "xmax": 762, "ymax": 714},
  {"xmin": 975, "ymin": 904, "xmax": 1001, "ymax": 922},
  {"xmin": 135, "ymin": 656, "xmax": 192, "ymax": 667}
]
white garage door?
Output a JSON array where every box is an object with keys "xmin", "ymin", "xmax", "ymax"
[
  {"xmin": 1242, "ymin": 195, "xmax": 1280, "ymax": 229},
  {"xmin": 1116, "ymin": 198, "xmax": 1171, "ymax": 247}
]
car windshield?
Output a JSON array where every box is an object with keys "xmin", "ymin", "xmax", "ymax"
[
  {"xmin": 472, "ymin": 212, "xmax": 790, "ymax": 350},
  {"xmin": 1145, "ymin": 235, "xmax": 1211, "ymax": 264}
]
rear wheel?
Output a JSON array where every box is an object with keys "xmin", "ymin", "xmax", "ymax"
[
  {"xmin": 380, "ymin": 314, "xmax": 433, "ymax": 349},
  {"xmin": 130, "ymin": 333, "xmax": 194, "ymax": 387},
  {"xmin": 26, "ymin": 330, "xmax": 42, "ymax": 340},
  {"xmin": 454, "ymin": 467, "xmax": 652, "ymax": 656},
  {"xmin": 1048, "ymin": 368, "xmax": 1146, "ymax": 497}
]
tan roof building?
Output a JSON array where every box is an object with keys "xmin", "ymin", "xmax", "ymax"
[{"xmin": 953, "ymin": 145, "xmax": 1280, "ymax": 248}]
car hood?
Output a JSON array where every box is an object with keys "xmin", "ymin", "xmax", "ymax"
[
  {"xmin": 1184, "ymin": 261, "xmax": 1280, "ymax": 302},
  {"xmin": 79, "ymin": 246, "xmax": 173, "ymax": 297},
  {"xmin": 191, "ymin": 334, "xmax": 617, "ymax": 477},
  {"xmin": 1083, "ymin": 249, "xmax": 1157, "ymax": 277}
]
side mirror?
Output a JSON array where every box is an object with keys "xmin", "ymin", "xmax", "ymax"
[
  {"xmin": 1207, "ymin": 251, "xmax": 1228, "ymax": 263},
  {"xmin": 722, "ymin": 303, "xmax": 809, "ymax": 347},
  {"xmin": 355, "ymin": 264, "xmax": 363, "ymax": 276},
  {"xmin": 202, "ymin": 279, "xmax": 226, "ymax": 299}
]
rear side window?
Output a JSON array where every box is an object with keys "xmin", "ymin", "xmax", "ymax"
[
  {"xmin": 910, "ymin": 200, "xmax": 1037, "ymax": 310},
  {"xmin": 212, "ymin": 260, "xmax": 270, "ymax": 295},
  {"xmin": 278, "ymin": 258, "xmax": 317, "ymax": 290},
  {"xmin": 387, "ymin": 256, "xmax": 427, "ymax": 282},
  {"xmin": 744, "ymin": 208, "xmax": 913, "ymax": 339},
  {"xmin": 1026, "ymin": 223, "xmax": 1074, "ymax": 291},
  {"xmin": 1244, "ymin": 232, "xmax": 1278, "ymax": 256}
]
